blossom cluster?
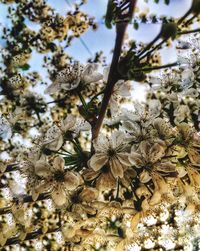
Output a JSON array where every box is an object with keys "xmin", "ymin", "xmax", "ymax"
[{"xmin": 0, "ymin": 0, "xmax": 200, "ymax": 250}]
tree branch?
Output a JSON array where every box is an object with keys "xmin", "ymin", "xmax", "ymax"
[
  {"xmin": 4, "ymin": 227, "xmax": 60, "ymax": 246},
  {"xmin": 92, "ymin": 0, "xmax": 137, "ymax": 140}
]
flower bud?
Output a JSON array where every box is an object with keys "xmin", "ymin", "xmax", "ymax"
[{"xmin": 161, "ymin": 22, "xmax": 177, "ymax": 40}]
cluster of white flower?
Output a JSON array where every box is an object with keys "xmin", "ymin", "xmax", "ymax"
[{"xmin": 0, "ymin": 0, "xmax": 200, "ymax": 250}]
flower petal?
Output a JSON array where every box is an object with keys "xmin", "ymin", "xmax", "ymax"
[
  {"xmin": 61, "ymin": 79, "xmax": 81, "ymax": 91},
  {"xmin": 117, "ymin": 80, "xmax": 132, "ymax": 97},
  {"xmin": 89, "ymin": 153, "xmax": 108, "ymax": 171},
  {"xmin": 110, "ymin": 158, "xmax": 124, "ymax": 178},
  {"xmin": 53, "ymin": 156, "xmax": 65, "ymax": 171},
  {"xmin": 93, "ymin": 135, "xmax": 109, "ymax": 152},
  {"xmin": 61, "ymin": 114, "xmax": 76, "ymax": 132},
  {"xmin": 96, "ymin": 172, "xmax": 116, "ymax": 191},
  {"xmin": 117, "ymin": 153, "xmax": 131, "ymax": 166},
  {"xmin": 64, "ymin": 171, "xmax": 80, "ymax": 190},
  {"xmin": 103, "ymin": 66, "xmax": 110, "ymax": 82},
  {"xmin": 139, "ymin": 170, "xmax": 151, "ymax": 183},
  {"xmin": 155, "ymin": 161, "xmax": 176, "ymax": 173},
  {"xmin": 109, "ymin": 97, "xmax": 120, "ymax": 116},
  {"xmin": 82, "ymin": 64, "xmax": 102, "ymax": 84},
  {"xmin": 43, "ymin": 125, "xmax": 61, "ymax": 144},
  {"xmin": 80, "ymin": 188, "xmax": 98, "ymax": 202},
  {"xmin": 149, "ymin": 190, "xmax": 161, "ymax": 206},
  {"xmin": 34, "ymin": 181, "xmax": 52, "ymax": 194},
  {"xmin": 82, "ymin": 168, "xmax": 100, "ymax": 181},
  {"xmin": 45, "ymin": 83, "xmax": 62, "ymax": 94},
  {"xmin": 0, "ymin": 117, "xmax": 12, "ymax": 140},
  {"xmin": 51, "ymin": 185, "xmax": 67, "ymax": 206},
  {"xmin": 188, "ymin": 148, "xmax": 200, "ymax": 166},
  {"xmin": 129, "ymin": 152, "xmax": 144, "ymax": 167},
  {"xmin": 46, "ymin": 135, "xmax": 63, "ymax": 151},
  {"xmin": 149, "ymin": 142, "xmax": 166, "ymax": 163},
  {"xmin": 34, "ymin": 161, "xmax": 51, "ymax": 178},
  {"xmin": 110, "ymin": 131, "xmax": 126, "ymax": 149}
]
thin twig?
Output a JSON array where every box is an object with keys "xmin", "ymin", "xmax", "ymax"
[
  {"xmin": 139, "ymin": 38, "xmax": 168, "ymax": 62},
  {"xmin": 178, "ymin": 28, "xmax": 200, "ymax": 35},
  {"xmin": 132, "ymin": 62, "xmax": 178, "ymax": 72}
]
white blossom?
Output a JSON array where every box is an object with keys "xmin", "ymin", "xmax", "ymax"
[
  {"xmin": 0, "ymin": 116, "xmax": 12, "ymax": 140},
  {"xmin": 43, "ymin": 114, "xmax": 90, "ymax": 151},
  {"xmin": 89, "ymin": 131, "xmax": 131, "ymax": 178},
  {"xmin": 45, "ymin": 63, "xmax": 102, "ymax": 93},
  {"xmin": 34, "ymin": 156, "xmax": 82, "ymax": 206}
]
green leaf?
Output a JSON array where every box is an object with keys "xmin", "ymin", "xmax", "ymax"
[
  {"xmin": 133, "ymin": 21, "xmax": 139, "ymax": 30},
  {"xmin": 164, "ymin": 0, "xmax": 170, "ymax": 4},
  {"xmin": 20, "ymin": 64, "xmax": 30, "ymax": 71}
]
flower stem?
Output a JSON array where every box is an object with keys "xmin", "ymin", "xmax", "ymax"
[
  {"xmin": 137, "ymin": 34, "xmax": 160, "ymax": 58},
  {"xmin": 115, "ymin": 178, "xmax": 120, "ymax": 200},
  {"xmin": 48, "ymin": 149, "xmax": 71, "ymax": 156},
  {"xmin": 178, "ymin": 28, "xmax": 200, "ymax": 35},
  {"xmin": 133, "ymin": 62, "xmax": 178, "ymax": 72},
  {"xmin": 72, "ymin": 139, "xmax": 82, "ymax": 153},
  {"xmin": 184, "ymin": 13, "xmax": 198, "ymax": 26},
  {"xmin": 77, "ymin": 91, "xmax": 87, "ymax": 110},
  {"xmin": 46, "ymin": 96, "xmax": 68, "ymax": 104},
  {"xmin": 89, "ymin": 90, "xmax": 104, "ymax": 104},
  {"xmin": 139, "ymin": 38, "xmax": 168, "ymax": 62}
]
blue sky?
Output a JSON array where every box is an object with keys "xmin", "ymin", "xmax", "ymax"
[
  {"xmin": 0, "ymin": 0, "xmax": 193, "ymax": 102},
  {"xmin": 42, "ymin": 0, "xmax": 192, "ymax": 63}
]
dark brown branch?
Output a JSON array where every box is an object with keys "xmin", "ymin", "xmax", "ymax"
[
  {"xmin": 92, "ymin": 0, "xmax": 137, "ymax": 140},
  {"xmin": 4, "ymin": 163, "xmax": 19, "ymax": 172},
  {"xmin": 0, "ymin": 206, "xmax": 11, "ymax": 215},
  {"xmin": 0, "ymin": 193, "xmax": 51, "ymax": 215},
  {"xmin": 5, "ymin": 227, "xmax": 60, "ymax": 246},
  {"xmin": 15, "ymin": 192, "xmax": 51, "ymax": 203}
]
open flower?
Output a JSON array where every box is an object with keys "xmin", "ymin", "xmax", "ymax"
[
  {"xmin": 45, "ymin": 62, "xmax": 102, "ymax": 93},
  {"xmin": 88, "ymin": 131, "xmax": 131, "ymax": 179},
  {"xmin": 20, "ymin": 156, "xmax": 50, "ymax": 197},
  {"xmin": 129, "ymin": 139, "xmax": 166, "ymax": 167},
  {"xmin": 174, "ymin": 105, "xmax": 190, "ymax": 124},
  {"xmin": 43, "ymin": 114, "xmax": 90, "ymax": 151},
  {"xmin": 34, "ymin": 156, "xmax": 82, "ymax": 206},
  {"xmin": 110, "ymin": 80, "xmax": 132, "ymax": 116},
  {"xmin": 0, "ymin": 116, "xmax": 12, "ymax": 140},
  {"xmin": 129, "ymin": 139, "xmax": 176, "ymax": 179},
  {"xmin": 150, "ymin": 173, "xmax": 174, "ymax": 205},
  {"xmin": 121, "ymin": 100, "xmax": 161, "ymax": 130}
]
